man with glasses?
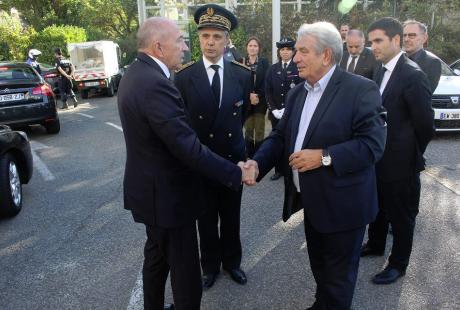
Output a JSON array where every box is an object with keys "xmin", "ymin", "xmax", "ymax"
[{"xmin": 403, "ymin": 20, "xmax": 441, "ymax": 93}]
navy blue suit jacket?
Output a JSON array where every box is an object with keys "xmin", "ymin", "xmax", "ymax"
[
  {"xmin": 175, "ymin": 59, "xmax": 251, "ymax": 164},
  {"xmin": 117, "ymin": 53, "xmax": 241, "ymax": 228},
  {"xmin": 254, "ymin": 67, "xmax": 387, "ymax": 234}
]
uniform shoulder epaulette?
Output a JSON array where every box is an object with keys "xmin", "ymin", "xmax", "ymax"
[
  {"xmin": 176, "ymin": 61, "xmax": 195, "ymax": 73},
  {"xmin": 231, "ymin": 60, "xmax": 250, "ymax": 71}
]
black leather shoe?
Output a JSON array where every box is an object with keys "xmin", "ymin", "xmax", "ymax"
[
  {"xmin": 372, "ymin": 266, "xmax": 405, "ymax": 284},
  {"xmin": 202, "ymin": 272, "xmax": 219, "ymax": 290},
  {"xmin": 360, "ymin": 243, "xmax": 384, "ymax": 257},
  {"xmin": 164, "ymin": 304, "xmax": 175, "ymax": 310},
  {"xmin": 225, "ymin": 268, "xmax": 247, "ymax": 285},
  {"xmin": 270, "ymin": 172, "xmax": 282, "ymax": 181}
]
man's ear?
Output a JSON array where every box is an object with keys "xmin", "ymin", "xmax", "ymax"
[{"xmin": 323, "ymin": 48, "xmax": 333, "ymax": 66}]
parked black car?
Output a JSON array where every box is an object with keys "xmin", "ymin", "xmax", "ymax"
[
  {"xmin": 0, "ymin": 62, "xmax": 60, "ymax": 134},
  {"xmin": 0, "ymin": 125, "xmax": 33, "ymax": 217}
]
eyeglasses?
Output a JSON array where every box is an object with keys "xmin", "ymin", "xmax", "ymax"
[{"xmin": 403, "ymin": 33, "xmax": 419, "ymax": 39}]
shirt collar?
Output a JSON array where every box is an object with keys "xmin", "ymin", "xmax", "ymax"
[
  {"xmin": 148, "ymin": 55, "xmax": 170, "ymax": 79},
  {"xmin": 203, "ymin": 56, "xmax": 224, "ymax": 70},
  {"xmin": 282, "ymin": 59, "xmax": 291, "ymax": 67},
  {"xmin": 304, "ymin": 65, "xmax": 336, "ymax": 92},
  {"xmin": 407, "ymin": 48, "xmax": 423, "ymax": 61},
  {"xmin": 383, "ymin": 51, "xmax": 404, "ymax": 73}
]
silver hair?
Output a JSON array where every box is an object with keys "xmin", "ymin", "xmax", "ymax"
[
  {"xmin": 137, "ymin": 17, "xmax": 175, "ymax": 50},
  {"xmin": 346, "ymin": 29, "xmax": 365, "ymax": 40},
  {"xmin": 297, "ymin": 22, "xmax": 343, "ymax": 65},
  {"xmin": 403, "ymin": 20, "xmax": 428, "ymax": 34}
]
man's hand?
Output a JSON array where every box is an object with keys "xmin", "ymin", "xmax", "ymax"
[
  {"xmin": 289, "ymin": 149, "xmax": 322, "ymax": 172},
  {"xmin": 238, "ymin": 160, "xmax": 259, "ymax": 186},
  {"xmin": 250, "ymin": 93, "xmax": 259, "ymax": 105}
]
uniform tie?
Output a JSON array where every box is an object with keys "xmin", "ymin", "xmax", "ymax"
[
  {"xmin": 283, "ymin": 62, "xmax": 288, "ymax": 70},
  {"xmin": 210, "ymin": 64, "xmax": 220, "ymax": 105},
  {"xmin": 347, "ymin": 56, "xmax": 357, "ymax": 73}
]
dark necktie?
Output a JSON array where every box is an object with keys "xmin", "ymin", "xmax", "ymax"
[
  {"xmin": 347, "ymin": 56, "xmax": 357, "ymax": 73},
  {"xmin": 210, "ymin": 64, "xmax": 220, "ymax": 104},
  {"xmin": 283, "ymin": 62, "xmax": 288, "ymax": 70},
  {"xmin": 375, "ymin": 66, "xmax": 387, "ymax": 87}
]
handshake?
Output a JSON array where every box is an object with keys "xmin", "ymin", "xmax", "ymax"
[
  {"xmin": 237, "ymin": 160, "xmax": 259, "ymax": 186},
  {"xmin": 271, "ymin": 108, "xmax": 285, "ymax": 120}
]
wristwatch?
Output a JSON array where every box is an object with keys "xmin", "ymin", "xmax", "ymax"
[{"xmin": 321, "ymin": 149, "xmax": 332, "ymax": 166}]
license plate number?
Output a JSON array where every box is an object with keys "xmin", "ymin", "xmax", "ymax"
[
  {"xmin": 440, "ymin": 112, "xmax": 460, "ymax": 120},
  {"xmin": 0, "ymin": 93, "xmax": 24, "ymax": 102},
  {"xmin": 85, "ymin": 81, "xmax": 99, "ymax": 87}
]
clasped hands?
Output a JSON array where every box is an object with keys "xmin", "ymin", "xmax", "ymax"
[{"xmin": 237, "ymin": 149, "xmax": 323, "ymax": 186}]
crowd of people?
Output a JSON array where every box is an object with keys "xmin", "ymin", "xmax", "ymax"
[{"xmin": 117, "ymin": 3, "xmax": 440, "ymax": 310}]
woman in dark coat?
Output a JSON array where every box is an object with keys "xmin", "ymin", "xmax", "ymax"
[{"xmin": 243, "ymin": 36, "xmax": 270, "ymax": 157}]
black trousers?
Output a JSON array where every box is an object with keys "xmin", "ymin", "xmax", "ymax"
[
  {"xmin": 143, "ymin": 223, "xmax": 201, "ymax": 310},
  {"xmin": 198, "ymin": 184, "xmax": 243, "ymax": 274},
  {"xmin": 303, "ymin": 205, "xmax": 365, "ymax": 309},
  {"xmin": 367, "ymin": 173, "xmax": 421, "ymax": 271},
  {"xmin": 58, "ymin": 77, "xmax": 76, "ymax": 103}
]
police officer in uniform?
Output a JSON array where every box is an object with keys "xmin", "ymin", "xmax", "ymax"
[
  {"xmin": 175, "ymin": 4, "xmax": 251, "ymax": 290},
  {"xmin": 26, "ymin": 49, "xmax": 42, "ymax": 74},
  {"xmin": 265, "ymin": 37, "xmax": 303, "ymax": 180},
  {"xmin": 54, "ymin": 47, "xmax": 78, "ymax": 109}
]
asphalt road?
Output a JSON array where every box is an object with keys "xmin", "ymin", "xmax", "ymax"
[{"xmin": 0, "ymin": 94, "xmax": 459, "ymax": 310}]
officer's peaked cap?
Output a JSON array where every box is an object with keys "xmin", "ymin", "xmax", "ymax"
[
  {"xmin": 194, "ymin": 4, "xmax": 237, "ymax": 32},
  {"xmin": 276, "ymin": 37, "xmax": 295, "ymax": 49}
]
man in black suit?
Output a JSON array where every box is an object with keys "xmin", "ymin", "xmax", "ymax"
[
  {"xmin": 340, "ymin": 29, "xmax": 379, "ymax": 79},
  {"xmin": 339, "ymin": 23, "xmax": 350, "ymax": 51},
  {"xmin": 117, "ymin": 17, "xmax": 254, "ymax": 310},
  {"xmin": 403, "ymin": 20, "xmax": 442, "ymax": 93},
  {"xmin": 363, "ymin": 17, "xmax": 435, "ymax": 285},
  {"xmin": 175, "ymin": 4, "xmax": 251, "ymax": 290},
  {"xmin": 244, "ymin": 21, "xmax": 386, "ymax": 309}
]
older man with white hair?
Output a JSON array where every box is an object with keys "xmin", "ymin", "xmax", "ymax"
[{"xmin": 245, "ymin": 22, "xmax": 387, "ymax": 309}]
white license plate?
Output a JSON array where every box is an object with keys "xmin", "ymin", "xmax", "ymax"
[
  {"xmin": 85, "ymin": 81, "xmax": 99, "ymax": 87},
  {"xmin": 0, "ymin": 93, "xmax": 24, "ymax": 102},
  {"xmin": 440, "ymin": 112, "xmax": 460, "ymax": 120}
]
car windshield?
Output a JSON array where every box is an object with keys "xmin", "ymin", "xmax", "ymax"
[
  {"xmin": 0, "ymin": 66, "xmax": 40, "ymax": 82},
  {"xmin": 441, "ymin": 61, "xmax": 456, "ymax": 76}
]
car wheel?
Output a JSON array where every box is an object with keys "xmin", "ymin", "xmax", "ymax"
[
  {"xmin": 106, "ymin": 81, "xmax": 115, "ymax": 97},
  {"xmin": 45, "ymin": 119, "xmax": 61, "ymax": 134},
  {"xmin": 81, "ymin": 90, "xmax": 89, "ymax": 99},
  {"xmin": 0, "ymin": 153, "xmax": 23, "ymax": 217}
]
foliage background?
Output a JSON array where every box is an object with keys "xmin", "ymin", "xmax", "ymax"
[{"xmin": 1, "ymin": 0, "xmax": 459, "ymax": 65}]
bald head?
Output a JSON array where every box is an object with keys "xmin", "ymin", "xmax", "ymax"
[
  {"xmin": 346, "ymin": 29, "xmax": 365, "ymax": 56},
  {"xmin": 137, "ymin": 17, "xmax": 177, "ymax": 51},
  {"xmin": 136, "ymin": 17, "xmax": 189, "ymax": 70}
]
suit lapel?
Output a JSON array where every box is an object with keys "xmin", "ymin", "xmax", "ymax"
[
  {"xmin": 289, "ymin": 87, "xmax": 308, "ymax": 153},
  {"xmin": 191, "ymin": 59, "xmax": 219, "ymax": 114},
  {"xmin": 301, "ymin": 67, "xmax": 342, "ymax": 148},
  {"xmin": 212, "ymin": 61, "xmax": 238, "ymax": 130},
  {"xmin": 381, "ymin": 54, "xmax": 405, "ymax": 104}
]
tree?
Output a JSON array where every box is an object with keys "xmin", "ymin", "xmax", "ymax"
[{"xmin": 0, "ymin": 11, "xmax": 35, "ymax": 61}]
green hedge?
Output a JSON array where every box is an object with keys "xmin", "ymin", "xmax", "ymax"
[{"xmin": 30, "ymin": 25, "xmax": 87, "ymax": 64}]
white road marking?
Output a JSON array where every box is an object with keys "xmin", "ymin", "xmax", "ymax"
[
  {"xmin": 30, "ymin": 141, "xmax": 55, "ymax": 181},
  {"xmin": 76, "ymin": 113, "xmax": 94, "ymax": 119},
  {"xmin": 105, "ymin": 122, "xmax": 123, "ymax": 132},
  {"xmin": 127, "ymin": 271, "xmax": 143, "ymax": 310}
]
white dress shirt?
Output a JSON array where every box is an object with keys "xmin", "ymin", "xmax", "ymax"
[
  {"xmin": 203, "ymin": 56, "xmax": 224, "ymax": 106},
  {"xmin": 148, "ymin": 55, "xmax": 170, "ymax": 79},
  {"xmin": 379, "ymin": 51, "xmax": 403, "ymax": 94},
  {"xmin": 282, "ymin": 59, "xmax": 292, "ymax": 69},
  {"xmin": 292, "ymin": 65, "xmax": 336, "ymax": 192}
]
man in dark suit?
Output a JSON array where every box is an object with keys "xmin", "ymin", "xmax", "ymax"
[
  {"xmin": 265, "ymin": 37, "xmax": 303, "ymax": 180},
  {"xmin": 174, "ymin": 4, "xmax": 251, "ymax": 290},
  {"xmin": 362, "ymin": 17, "xmax": 435, "ymax": 285},
  {"xmin": 244, "ymin": 22, "xmax": 386, "ymax": 309},
  {"xmin": 340, "ymin": 29, "xmax": 379, "ymax": 79},
  {"xmin": 339, "ymin": 23, "xmax": 350, "ymax": 51},
  {"xmin": 403, "ymin": 20, "xmax": 442, "ymax": 93},
  {"xmin": 117, "ymin": 17, "xmax": 253, "ymax": 310}
]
